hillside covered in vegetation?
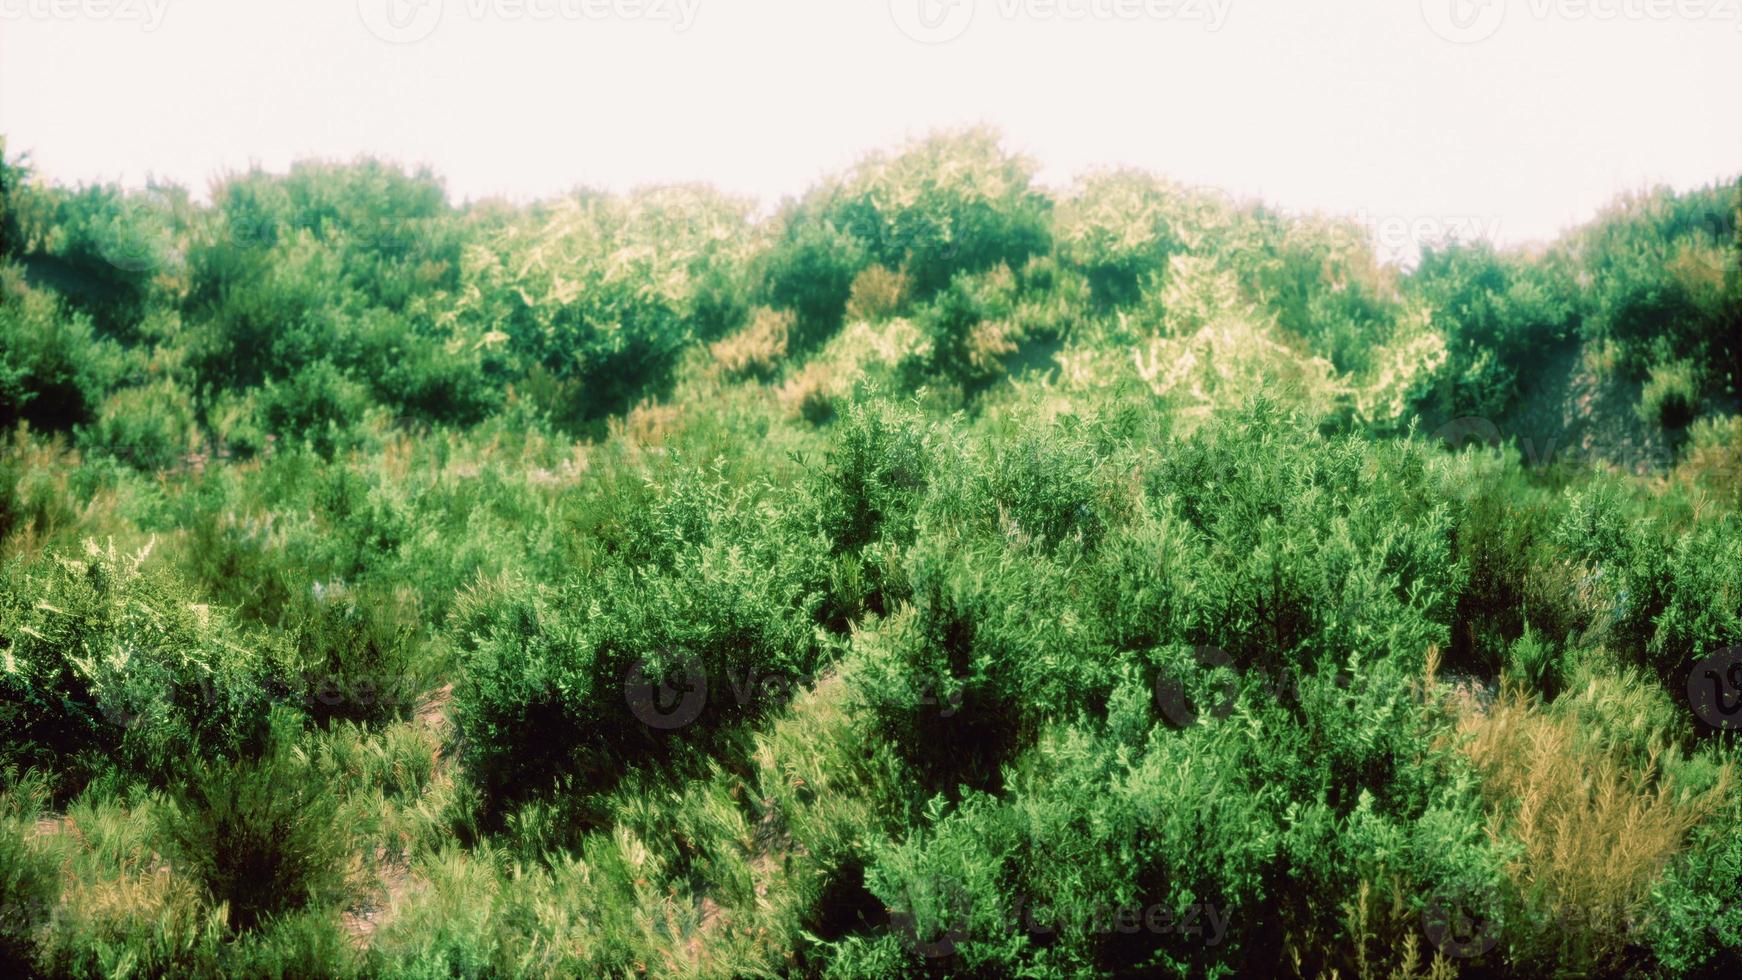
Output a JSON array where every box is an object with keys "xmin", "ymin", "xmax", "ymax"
[{"xmin": 1, "ymin": 129, "xmax": 1739, "ymax": 978}]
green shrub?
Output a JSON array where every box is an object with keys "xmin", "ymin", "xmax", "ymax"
[
  {"xmin": 1408, "ymin": 240, "xmax": 1576, "ymax": 420},
  {"xmin": 285, "ymin": 589, "xmax": 421, "ymax": 727},
  {"xmin": 14, "ymin": 181, "xmax": 176, "ymax": 338},
  {"xmin": 0, "ymin": 539, "xmax": 275, "ymax": 792},
  {"xmin": 455, "ymin": 472, "xmax": 827, "ymax": 808},
  {"xmin": 1645, "ymin": 803, "xmax": 1742, "ymax": 977},
  {"xmin": 257, "ymin": 359, "xmax": 371, "ymax": 457},
  {"xmin": 1575, "ymin": 183, "xmax": 1738, "ymax": 390},
  {"xmin": 1637, "ymin": 358, "xmax": 1701, "ymax": 431},
  {"xmin": 0, "ymin": 775, "xmax": 59, "ymax": 974},
  {"xmin": 902, "ymin": 259, "xmax": 1086, "ymax": 399},
  {"xmin": 1054, "ymin": 170, "xmax": 1189, "ymax": 308},
  {"xmin": 159, "ymin": 710, "xmax": 349, "ymax": 933},
  {"xmin": 0, "ymin": 265, "xmax": 122, "ymax": 432},
  {"xmin": 450, "ymin": 186, "xmax": 757, "ymax": 423},
  {"xmin": 821, "ymin": 128, "xmax": 1052, "ymax": 300},
  {"xmin": 183, "ymin": 223, "xmax": 345, "ymax": 392},
  {"xmin": 352, "ymin": 307, "xmax": 503, "ymax": 426},
  {"xmin": 1556, "ymin": 493, "xmax": 1742, "ymax": 684},
  {"xmin": 79, "ymin": 378, "xmax": 199, "ymax": 471},
  {"xmin": 1442, "ymin": 454, "xmax": 1587, "ymax": 678},
  {"xmin": 762, "ymin": 212, "xmax": 867, "ymax": 350},
  {"xmin": 848, "ymin": 533, "xmax": 1112, "ymax": 789},
  {"xmin": 1147, "ymin": 400, "xmax": 1456, "ymax": 677}
]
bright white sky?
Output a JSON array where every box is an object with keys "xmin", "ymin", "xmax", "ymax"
[{"xmin": 2, "ymin": 0, "xmax": 1738, "ymax": 253}]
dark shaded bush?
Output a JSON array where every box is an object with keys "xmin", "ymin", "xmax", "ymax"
[
  {"xmin": 0, "ymin": 266, "xmax": 122, "ymax": 432},
  {"xmin": 78, "ymin": 378, "xmax": 199, "ymax": 471},
  {"xmin": 9, "ymin": 181, "xmax": 179, "ymax": 339},
  {"xmin": 1409, "ymin": 240, "xmax": 1578, "ymax": 419},
  {"xmin": 285, "ymin": 590, "xmax": 421, "ymax": 727},
  {"xmin": 1574, "ymin": 182, "xmax": 1739, "ymax": 393},
  {"xmin": 1554, "ymin": 486, "xmax": 1742, "ymax": 685},
  {"xmin": 256, "ymin": 358, "xmax": 370, "ymax": 457},
  {"xmin": 761, "ymin": 211, "xmax": 867, "ymax": 350},
  {"xmin": 450, "ymin": 187, "xmax": 757, "ymax": 424},
  {"xmin": 454, "ymin": 466, "xmax": 827, "ymax": 810},
  {"xmin": 160, "ymin": 710, "xmax": 348, "ymax": 932},
  {"xmin": 1637, "ymin": 358, "xmax": 1701, "ymax": 431}
]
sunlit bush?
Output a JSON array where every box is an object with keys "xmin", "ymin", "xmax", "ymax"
[
  {"xmin": 0, "ymin": 539, "xmax": 276, "ymax": 792},
  {"xmin": 451, "ymin": 186, "xmax": 756, "ymax": 422},
  {"xmin": 820, "ymin": 128, "xmax": 1052, "ymax": 299}
]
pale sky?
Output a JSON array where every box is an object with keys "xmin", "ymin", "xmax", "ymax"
[{"xmin": 2, "ymin": 0, "xmax": 1738, "ymax": 252}]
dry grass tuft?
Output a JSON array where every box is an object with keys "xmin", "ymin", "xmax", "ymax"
[
  {"xmin": 1457, "ymin": 683, "xmax": 1732, "ymax": 971},
  {"xmin": 844, "ymin": 265, "xmax": 909, "ymax": 324},
  {"xmin": 710, "ymin": 308, "xmax": 793, "ymax": 382}
]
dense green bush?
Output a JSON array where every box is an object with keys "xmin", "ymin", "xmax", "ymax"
[
  {"xmin": 1409, "ymin": 240, "xmax": 1577, "ymax": 420},
  {"xmin": 809, "ymin": 398, "xmax": 934, "ymax": 620},
  {"xmin": 0, "ymin": 138, "xmax": 27, "ymax": 262},
  {"xmin": 0, "ymin": 540, "xmax": 276, "ymax": 792},
  {"xmin": 450, "ymin": 187, "xmax": 756, "ymax": 423},
  {"xmin": 0, "ymin": 266, "xmax": 122, "ymax": 432},
  {"xmin": 256, "ymin": 358, "xmax": 371, "ymax": 457},
  {"xmin": 79, "ymin": 378, "xmax": 200, "ymax": 471},
  {"xmin": 1554, "ymin": 486, "xmax": 1742, "ymax": 685},
  {"xmin": 2, "ymin": 132, "xmax": 1739, "ymax": 979},
  {"xmin": 160, "ymin": 710, "xmax": 349, "ymax": 932},
  {"xmin": 10, "ymin": 181, "xmax": 178, "ymax": 338},
  {"xmin": 1637, "ymin": 357, "xmax": 1702, "ymax": 431},
  {"xmin": 1574, "ymin": 182, "xmax": 1740, "ymax": 393},
  {"xmin": 455, "ymin": 465, "xmax": 828, "ymax": 808},
  {"xmin": 1440, "ymin": 452, "xmax": 1587, "ymax": 680},
  {"xmin": 1646, "ymin": 809, "xmax": 1742, "ymax": 977},
  {"xmin": 0, "ymin": 775, "xmax": 59, "ymax": 974},
  {"xmin": 285, "ymin": 589, "xmax": 421, "ymax": 727},
  {"xmin": 1244, "ymin": 213, "xmax": 1404, "ymax": 378},
  {"xmin": 1053, "ymin": 170, "xmax": 1188, "ymax": 308},
  {"xmin": 761, "ymin": 208, "xmax": 868, "ymax": 350},
  {"xmin": 818, "ymin": 128, "xmax": 1053, "ymax": 300}
]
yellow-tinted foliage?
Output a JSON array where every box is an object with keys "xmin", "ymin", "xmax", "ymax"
[
  {"xmin": 844, "ymin": 264, "xmax": 908, "ymax": 324},
  {"xmin": 710, "ymin": 307, "xmax": 792, "ymax": 381},
  {"xmin": 1458, "ymin": 682, "xmax": 1732, "ymax": 972}
]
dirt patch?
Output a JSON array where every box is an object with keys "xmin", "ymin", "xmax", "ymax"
[
  {"xmin": 340, "ymin": 683, "xmax": 455, "ymax": 949},
  {"xmin": 1504, "ymin": 342, "xmax": 1672, "ymax": 474}
]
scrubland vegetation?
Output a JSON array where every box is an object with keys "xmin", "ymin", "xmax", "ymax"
[{"xmin": 1, "ymin": 128, "xmax": 1739, "ymax": 978}]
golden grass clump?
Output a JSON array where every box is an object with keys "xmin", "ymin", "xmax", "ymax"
[
  {"xmin": 710, "ymin": 307, "xmax": 793, "ymax": 382},
  {"xmin": 1457, "ymin": 678, "xmax": 1733, "ymax": 972},
  {"xmin": 1674, "ymin": 414, "xmax": 1742, "ymax": 511},
  {"xmin": 844, "ymin": 264, "xmax": 909, "ymax": 324}
]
